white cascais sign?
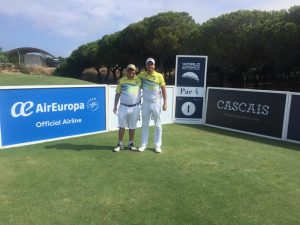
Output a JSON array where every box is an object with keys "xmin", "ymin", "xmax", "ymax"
[
  {"xmin": 175, "ymin": 55, "xmax": 208, "ymax": 124},
  {"xmin": 216, "ymin": 100, "xmax": 270, "ymax": 115}
]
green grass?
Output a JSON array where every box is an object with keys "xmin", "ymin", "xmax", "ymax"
[
  {"xmin": 0, "ymin": 72, "xmax": 299, "ymax": 224},
  {"xmin": 0, "ymin": 73, "xmax": 92, "ymax": 86},
  {"xmin": 0, "ymin": 124, "xmax": 299, "ymax": 225}
]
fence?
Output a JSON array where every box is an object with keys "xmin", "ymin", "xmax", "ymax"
[
  {"xmin": 0, "ymin": 85, "xmax": 174, "ymax": 148},
  {"xmin": 0, "ymin": 85, "xmax": 299, "ymax": 149}
]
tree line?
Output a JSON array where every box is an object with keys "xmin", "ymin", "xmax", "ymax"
[
  {"xmin": 54, "ymin": 6, "xmax": 300, "ymax": 91},
  {"xmin": 0, "ymin": 48, "xmax": 9, "ymax": 63}
]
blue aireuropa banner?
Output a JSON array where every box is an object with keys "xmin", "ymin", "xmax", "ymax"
[{"xmin": 0, "ymin": 86, "xmax": 106, "ymax": 147}]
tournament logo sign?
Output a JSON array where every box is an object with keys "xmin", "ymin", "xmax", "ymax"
[
  {"xmin": 205, "ymin": 88, "xmax": 287, "ymax": 138},
  {"xmin": 287, "ymin": 94, "xmax": 300, "ymax": 142},
  {"xmin": 175, "ymin": 55, "xmax": 207, "ymax": 124},
  {"xmin": 0, "ymin": 86, "xmax": 106, "ymax": 148}
]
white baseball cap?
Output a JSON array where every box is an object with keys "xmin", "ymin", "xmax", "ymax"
[
  {"xmin": 127, "ymin": 64, "xmax": 136, "ymax": 71},
  {"xmin": 146, "ymin": 58, "xmax": 155, "ymax": 65}
]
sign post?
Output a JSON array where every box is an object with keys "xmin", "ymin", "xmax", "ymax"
[
  {"xmin": 175, "ymin": 55, "xmax": 207, "ymax": 124},
  {"xmin": 287, "ymin": 94, "xmax": 300, "ymax": 143}
]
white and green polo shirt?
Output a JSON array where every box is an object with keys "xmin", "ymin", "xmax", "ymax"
[
  {"xmin": 116, "ymin": 76, "xmax": 141, "ymax": 105},
  {"xmin": 138, "ymin": 71, "xmax": 166, "ymax": 102}
]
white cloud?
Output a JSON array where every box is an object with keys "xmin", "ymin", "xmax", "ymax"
[
  {"xmin": 0, "ymin": 0, "xmax": 298, "ymax": 39},
  {"xmin": 243, "ymin": 0, "xmax": 300, "ymax": 11}
]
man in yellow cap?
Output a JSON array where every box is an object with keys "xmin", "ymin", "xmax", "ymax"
[
  {"xmin": 138, "ymin": 58, "xmax": 167, "ymax": 153},
  {"xmin": 113, "ymin": 64, "xmax": 141, "ymax": 152}
]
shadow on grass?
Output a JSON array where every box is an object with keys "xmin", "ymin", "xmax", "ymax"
[
  {"xmin": 176, "ymin": 124, "xmax": 300, "ymax": 152},
  {"xmin": 44, "ymin": 143, "xmax": 112, "ymax": 151},
  {"xmin": 147, "ymin": 148, "xmax": 160, "ymax": 153},
  {"xmin": 44, "ymin": 143, "xmax": 160, "ymax": 153}
]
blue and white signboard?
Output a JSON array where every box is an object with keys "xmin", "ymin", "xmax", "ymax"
[
  {"xmin": 0, "ymin": 85, "xmax": 107, "ymax": 148},
  {"xmin": 175, "ymin": 55, "xmax": 207, "ymax": 124}
]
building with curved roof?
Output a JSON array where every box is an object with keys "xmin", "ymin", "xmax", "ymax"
[{"xmin": 6, "ymin": 47, "xmax": 56, "ymax": 66}]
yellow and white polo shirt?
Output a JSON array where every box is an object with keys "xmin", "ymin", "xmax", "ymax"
[
  {"xmin": 116, "ymin": 76, "xmax": 141, "ymax": 105},
  {"xmin": 138, "ymin": 71, "xmax": 166, "ymax": 102}
]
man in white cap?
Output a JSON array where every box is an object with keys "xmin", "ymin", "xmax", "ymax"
[
  {"xmin": 113, "ymin": 64, "xmax": 141, "ymax": 152},
  {"xmin": 138, "ymin": 58, "xmax": 167, "ymax": 153}
]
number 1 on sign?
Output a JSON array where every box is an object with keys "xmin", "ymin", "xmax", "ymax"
[{"xmin": 181, "ymin": 102, "xmax": 196, "ymax": 116}]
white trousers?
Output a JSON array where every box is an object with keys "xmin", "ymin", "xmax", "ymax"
[{"xmin": 141, "ymin": 101, "xmax": 162, "ymax": 147}]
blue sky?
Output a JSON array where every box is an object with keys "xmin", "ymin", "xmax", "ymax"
[{"xmin": 0, "ymin": 0, "xmax": 299, "ymax": 57}]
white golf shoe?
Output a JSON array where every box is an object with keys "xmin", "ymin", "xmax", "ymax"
[
  {"xmin": 128, "ymin": 143, "xmax": 138, "ymax": 151},
  {"xmin": 138, "ymin": 145, "xmax": 146, "ymax": 152},
  {"xmin": 155, "ymin": 146, "xmax": 161, "ymax": 153},
  {"xmin": 113, "ymin": 143, "xmax": 123, "ymax": 152}
]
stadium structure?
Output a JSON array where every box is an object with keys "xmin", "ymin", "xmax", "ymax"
[{"xmin": 5, "ymin": 47, "xmax": 58, "ymax": 66}]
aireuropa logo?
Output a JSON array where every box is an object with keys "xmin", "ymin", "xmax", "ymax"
[
  {"xmin": 86, "ymin": 98, "xmax": 99, "ymax": 111},
  {"xmin": 11, "ymin": 101, "xmax": 34, "ymax": 117},
  {"xmin": 182, "ymin": 72, "xmax": 199, "ymax": 82},
  {"xmin": 11, "ymin": 101, "xmax": 85, "ymax": 118}
]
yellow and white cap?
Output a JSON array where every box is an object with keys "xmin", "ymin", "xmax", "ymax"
[{"xmin": 127, "ymin": 64, "xmax": 136, "ymax": 70}]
